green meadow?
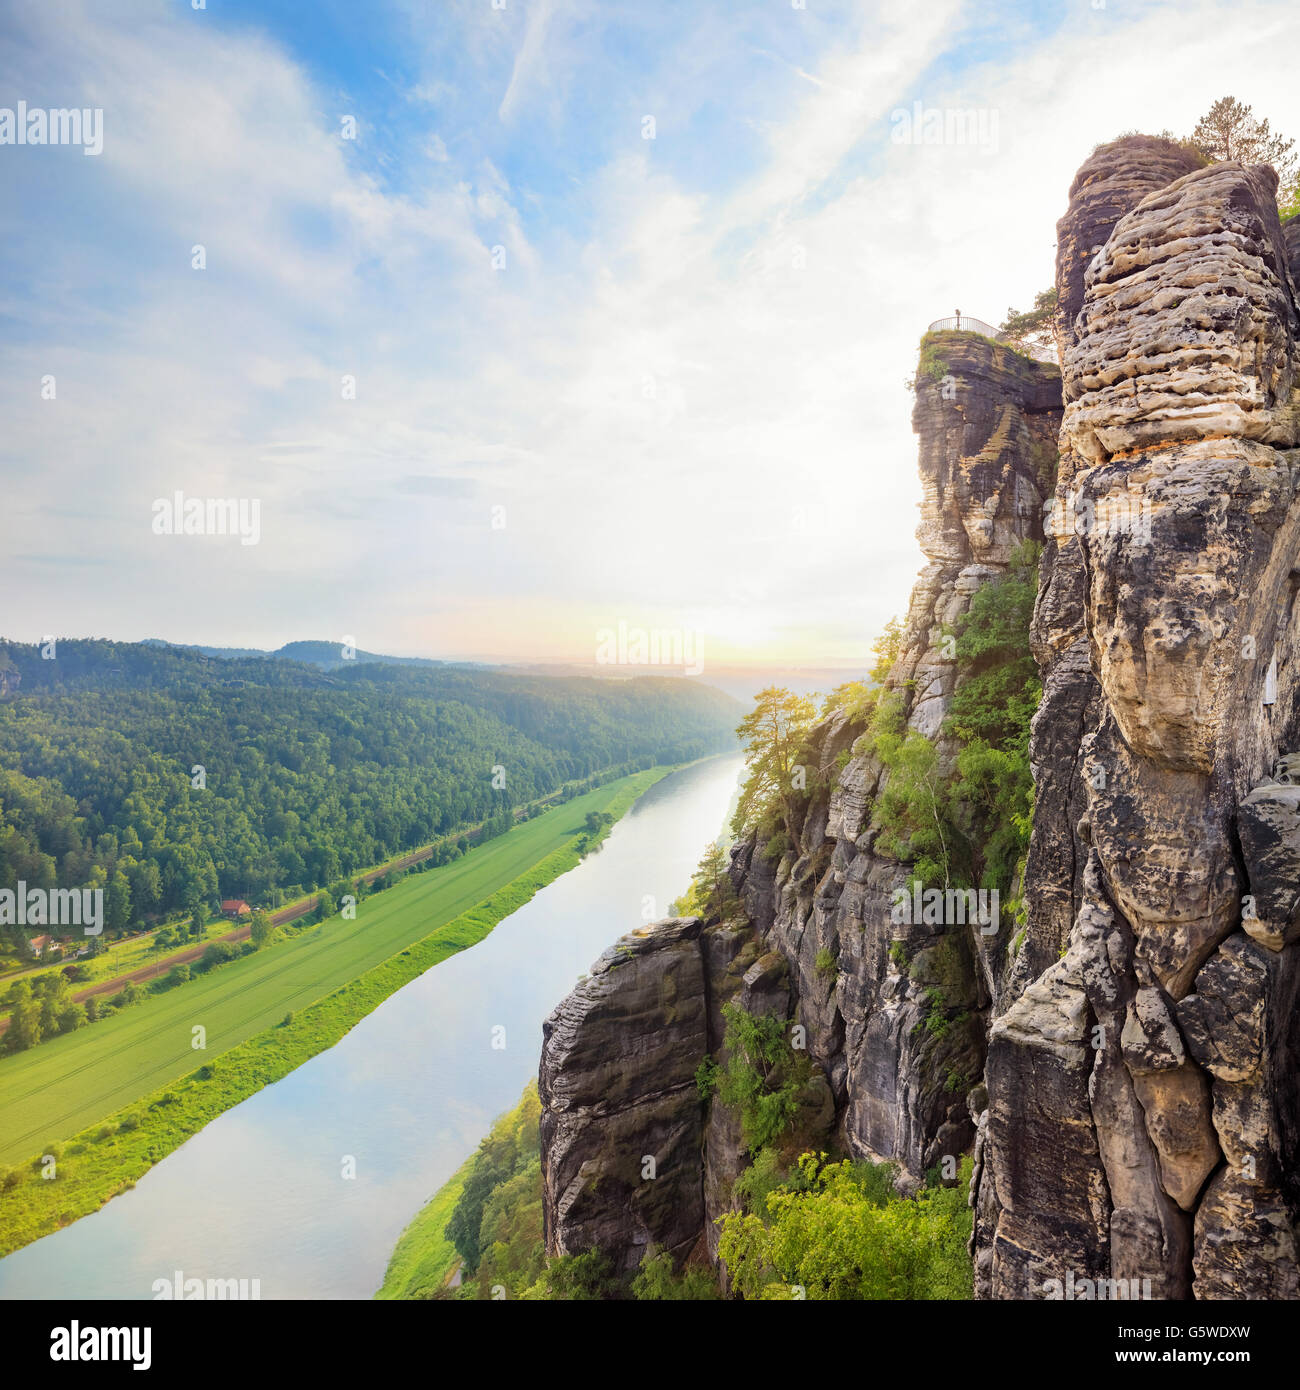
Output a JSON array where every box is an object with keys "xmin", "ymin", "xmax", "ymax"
[{"xmin": 0, "ymin": 769, "xmax": 668, "ymax": 1171}]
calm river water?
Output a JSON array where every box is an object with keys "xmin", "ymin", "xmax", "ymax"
[{"xmin": 0, "ymin": 755, "xmax": 743, "ymax": 1299}]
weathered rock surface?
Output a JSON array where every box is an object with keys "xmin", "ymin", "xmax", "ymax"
[
  {"xmin": 1285, "ymin": 216, "xmax": 1300, "ymax": 288},
  {"xmin": 539, "ymin": 913, "xmax": 832, "ymax": 1275},
  {"xmin": 539, "ymin": 135, "xmax": 1300, "ymax": 1301},
  {"xmin": 539, "ymin": 917, "xmax": 709, "ymax": 1271},
  {"xmin": 977, "ymin": 137, "xmax": 1300, "ymax": 1300},
  {"xmin": 1238, "ymin": 774, "xmax": 1300, "ymax": 948},
  {"xmin": 1054, "ymin": 136, "xmax": 1205, "ymax": 353}
]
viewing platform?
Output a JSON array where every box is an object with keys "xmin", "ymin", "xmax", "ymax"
[{"xmin": 926, "ymin": 315, "xmax": 1057, "ymax": 365}]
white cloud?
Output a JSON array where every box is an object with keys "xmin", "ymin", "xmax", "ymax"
[{"xmin": 3, "ymin": 0, "xmax": 1299, "ymax": 673}]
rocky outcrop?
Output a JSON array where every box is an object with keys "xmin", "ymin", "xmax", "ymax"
[
  {"xmin": 976, "ymin": 137, "xmax": 1300, "ymax": 1300},
  {"xmin": 539, "ymin": 917, "xmax": 709, "ymax": 1271},
  {"xmin": 1054, "ymin": 136, "xmax": 1206, "ymax": 353},
  {"xmin": 1283, "ymin": 216, "xmax": 1300, "ymax": 296},
  {"xmin": 538, "ymin": 134, "xmax": 1300, "ymax": 1301},
  {"xmin": 539, "ymin": 915, "xmax": 833, "ymax": 1273},
  {"xmin": 539, "ymin": 333, "xmax": 1061, "ymax": 1275}
]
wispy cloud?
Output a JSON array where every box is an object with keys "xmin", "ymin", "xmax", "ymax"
[{"xmin": 2, "ymin": 0, "xmax": 1298, "ymax": 668}]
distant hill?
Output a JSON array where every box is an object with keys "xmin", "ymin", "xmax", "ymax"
[{"xmin": 142, "ymin": 637, "xmax": 472, "ymax": 672}]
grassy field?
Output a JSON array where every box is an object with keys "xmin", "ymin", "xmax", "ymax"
[
  {"xmin": 0, "ymin": 767, "xmax": 670, "ymax": 1254},
  {"xmin": 0, "ymin": 770, "xmax": 667, "ymax": 1168},
  {"xmin": 1, "ymin": 786, "xmax": 576, "ymax": 1003}
]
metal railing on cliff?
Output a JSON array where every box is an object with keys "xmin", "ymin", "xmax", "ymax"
[{"xmin": 926, "ymin": 315, "xmax": 1058, "ymax": 366}]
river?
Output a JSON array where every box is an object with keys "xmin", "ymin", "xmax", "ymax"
[{"xmin": 0, "ymin": 754, "xmax": 744, "ymax": 1300}]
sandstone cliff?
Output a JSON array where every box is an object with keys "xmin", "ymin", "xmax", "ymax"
[
  {"xmin": 539, "ymin": 136, "xmax": 1300, "ymax": 1300},
  {"xmin": 540, "ymin": 331, "xmax": 1061, "ymax": 1272},
  {"xmin": 975, "ymin": 137, "xmax": 1300, "ymax": 1301}
]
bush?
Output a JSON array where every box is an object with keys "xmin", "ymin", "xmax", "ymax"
[
  {"xmin": 694, "ymin": 1055, "xmax": 720, "ymax": 1100},
  {"xmin": 526, "ymin": 1250, "xmax": 619, "ymax": 1301},
  {"xmin": 57, "ymin": 1002, "xmax": 88, "ymax": 1032},
  {"xmin": 631, "ymin": 1247, "xmax": 719, "ymax": 1300},
  {"xmin": 197, "ymin": 941, "xmax": 237, "ymax": 973},
  {"xmin": 713, "ymin": 1003, "xmax": 811, "ymax": 1152},
  {"xmin": 718, "ymin": 1151, "xmax": 974, "ymax": 1300}
]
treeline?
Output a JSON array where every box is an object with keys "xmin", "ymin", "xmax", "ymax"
[{"xmin": 0, "ymin": 639, "xmax": 738, "ymax": 942}]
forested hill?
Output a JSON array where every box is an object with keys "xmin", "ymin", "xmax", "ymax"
[
  {"xmin": 142, "ymin": 637, "xmax": 468, "ymax": 671},
  {"xmin": 0, "ymin": 638, "xmax": 740, "ymax": 932}
]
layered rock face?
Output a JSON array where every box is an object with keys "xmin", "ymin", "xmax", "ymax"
[
  {"xmin": 541, "ymin": 336, "xmax": 1061, "ymax": 1269},
  {"xmin": 539, "ymin": 917, "xmax": 711, "ymax": 1271},
  {"xmin": 539, "ymin": 915, "xmax": 831, "ymax": 1270},
  {"xmin": 539, "ymin": 136, "xmax": 1300, "ymax": 1300},
  {"xmin": 975, "ymin": 138, "xmax": 1300, "ymax": 1300},
  {"xmin": 731, "ymin": 334, "xmax": 1060, "ymax": 1185}
]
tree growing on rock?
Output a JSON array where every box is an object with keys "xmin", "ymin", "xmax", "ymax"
[
  {"xmin": 672, "ymin": 839, "xmax": 739, "ymax": 921},
  {"xmin": 732, "ymin": 687, "xmax": 817, "ymax": 844},
  {"xmin": 998, "ymin": 287, "xmax": 1057, "ymax": 352},
  {"xmin": 1188, "ymin": 96, "xmax": 1298, "ymax": 210}
]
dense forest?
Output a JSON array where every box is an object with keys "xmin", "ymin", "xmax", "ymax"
[{"xmin": 0, "ymin": 640, "xmax": 739, "ymax": 942}]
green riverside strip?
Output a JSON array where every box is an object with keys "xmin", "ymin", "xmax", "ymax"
[{"xmin": 0, "ymin": 767, "xmax": 670, "ymax": 1257}]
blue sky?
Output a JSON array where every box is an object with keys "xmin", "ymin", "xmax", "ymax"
[{"xmin": 2, "ymin": 0, "xmax": 1297, "ymax": 669}]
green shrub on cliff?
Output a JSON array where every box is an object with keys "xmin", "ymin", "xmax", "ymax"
[
  {"xmin": 915, "ymin": 334, "xmax": 950, "ymax": 383},
  {"xmin": 717, "ymin": 1151, "xmax": 974, "ymax": 1300},
  {"xmin": 944, "ymin": 541, "xmax": 1040, "ymax": 752},
  {"xmin": 671, "ymin": 839, "xmax": 740, "ymax": 921},
  {"xmin": 521, "ymin": 1249, "xmax": 620, "ymax": 1300},
  {"xmin": 835, "ymin": 543, "xmax": 1039, "ymax": 900},
  {"xmin": 631, "ymin": 1247, "xmax": 721, "ymax": 1300},
  {"xmin": 944, "ymin": 539, "xmax": 1040, "ymax": 897},
  {"xmin": 863, "ymin": 693, "xmax": 957, "ymax": 889},
  {"xmin": 713, "ymin": 1002, "xmax": 812, "ymax": 1152}
]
